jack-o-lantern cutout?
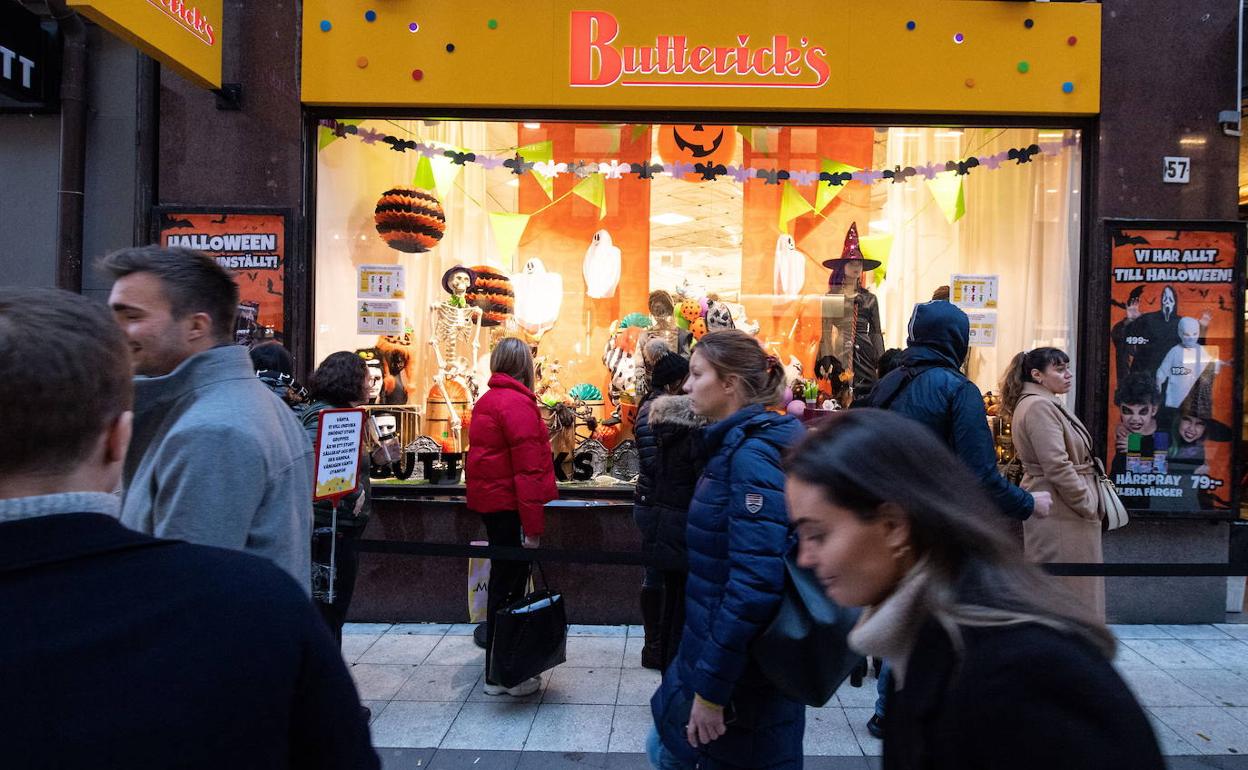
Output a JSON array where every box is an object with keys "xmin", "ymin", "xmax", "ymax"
[{"xmin": 658, "ymin": 124, "xmax": 738, "ymax": 181}]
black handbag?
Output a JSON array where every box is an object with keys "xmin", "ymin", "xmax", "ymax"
[
  {"xmin": 751, "ymin": 544, "xmax": 863, "ymax": 707},
  {"xmin": 487, "ymin": 562, "xmax": 568, "ymax": 688}
]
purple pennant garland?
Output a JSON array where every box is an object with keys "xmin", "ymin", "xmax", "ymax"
[
  {"xmin": 727, "ymin": 165, "xmax": 753, "ymax": 183},
  {"xmin": 477, "ymin": 155, "xmax": 504, "ymax": 170}
]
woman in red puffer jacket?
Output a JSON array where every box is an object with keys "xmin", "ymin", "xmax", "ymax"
[{"xmin": 467, "ymin": 337, "xmax": 558, "ymax": 697}]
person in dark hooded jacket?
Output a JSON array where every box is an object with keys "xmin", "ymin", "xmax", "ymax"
[
  {"xmin": 633, "ymin": 347, "xmax": 702, "ymax": 671},
  {"xmin": 649, "ymin": 330, "xmax": 805, "ymax": 770},
  {"xmin": 865, "ymin": 301, "xmax": 1047, "ymax": 522},
  {"xmin": 860, "ymin": 300, "xmax": 1051, "ymax": 739}
]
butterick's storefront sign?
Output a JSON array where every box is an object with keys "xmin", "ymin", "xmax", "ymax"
[
  {"xmin": 570, "ymin": 11, "xmax": 829, "ymax": 89},
  {"xmin": 68, "ymin": 0, "xmax": 222, "ymax": 88},
  {"xmin": 299, "ymin": 0, "xmax": 1101, "ymax": 115}
]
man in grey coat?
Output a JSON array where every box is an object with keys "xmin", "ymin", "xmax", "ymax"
[{"xmin": 104, "ymin": 246, "xmax": 313, "ymax": 592}]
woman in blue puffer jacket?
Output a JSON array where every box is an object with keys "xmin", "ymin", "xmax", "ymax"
[{"xmin": 649, "ymin": 329, "xmax": 806, "ymax": 770}]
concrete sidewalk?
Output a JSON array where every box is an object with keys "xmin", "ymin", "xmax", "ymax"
[{"xmin": 346, "ymin": 622, "xmax": 1248, "ymax": 769}]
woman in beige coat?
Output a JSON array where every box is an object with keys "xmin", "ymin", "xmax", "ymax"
[{"xmin": 1002, "ymin": 347, "xmax": 1104, "ymax": 619}]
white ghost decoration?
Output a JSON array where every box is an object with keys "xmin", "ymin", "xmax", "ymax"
[
  {"xmin": 511, "ymin": 257, "xmax": 564, "ymax": 336},
  {"xmin": 583, "ymin": 229, "xmax": 622, "ymax": 299},
  {"xmin": 773, "ymin": 234, "xmax": 806, "ymax": 297}
]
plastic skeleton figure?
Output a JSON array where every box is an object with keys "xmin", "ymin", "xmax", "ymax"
[{"xmin": 429, "ymin": 266, "xmax": 483, "ymax": 449}]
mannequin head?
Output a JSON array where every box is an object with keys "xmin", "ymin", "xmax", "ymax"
[{"xmin": 1179, "ymin": 317, "xmax": 1200, "ymax": 348}]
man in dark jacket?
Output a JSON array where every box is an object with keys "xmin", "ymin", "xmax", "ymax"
[
  {"xmin": 0, "ymin": 287, "xmax": 377, "ymax": 769},
  {"xmin": 861, "ymin": 300, "xmax": 1051, "ymax": 738}
]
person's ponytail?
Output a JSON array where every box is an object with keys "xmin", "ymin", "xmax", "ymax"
[{"xmin": 999, "ymin": 351, "xmax": 1029, "ymax": 418}]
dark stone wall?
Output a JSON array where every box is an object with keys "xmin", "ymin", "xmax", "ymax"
[
  {"xmin": 155, "ymin": 0, "xmax": 309, "ymax": 369},
  {"xmin": 1090, "ymin": 0, "xmax": 1241, "ymax": 623}
]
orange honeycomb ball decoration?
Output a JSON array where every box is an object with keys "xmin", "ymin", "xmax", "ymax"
[
  {"xmin": 465, "ymin": 264, "xmax": 514, "ymax": 327},
  {"xmin": 374, "ymin": 188, "xmax": 446, "ymax": 253}
]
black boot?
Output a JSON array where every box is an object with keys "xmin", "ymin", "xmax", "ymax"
[{"xmin": 640, "ymin": 586, "xmax": 664, "ymax": 670}]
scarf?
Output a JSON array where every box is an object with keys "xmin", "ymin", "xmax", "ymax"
[{"xmin": 847, "ymin": 557, "xmax": 937, "ymax": 690}]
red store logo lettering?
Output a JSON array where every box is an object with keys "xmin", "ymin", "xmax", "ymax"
[
  {"xmin": 147, "ymin": 0, "xmax": 217, "ymax": 46},
  {"xmin": 569, "ymin": 10, "xmax": 830, "ymax": 89}
]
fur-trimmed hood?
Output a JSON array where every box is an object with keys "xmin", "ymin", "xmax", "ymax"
[{"xmin": 649, "ymin": 395, "xmax": 704, "ymax": 428}]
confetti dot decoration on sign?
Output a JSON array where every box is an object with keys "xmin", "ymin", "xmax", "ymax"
[
  {"xmin": 488, "ymin": 19, "xmax": 498, "ymax": 29},
  {"xmin": 1017, "ymin": 61, "xmax": 1029, "ymax": 74},
  {"xmin": 1062, "ymin": 81, "xmax": 1075, "ymax": 93},
  {"xmin": 446, "ymin": 43, "xmax": 455, "ymax": 53},
  {"xmin": 1024, "ymin": 18, "xmax": 1034, "ymax": 29},
  {"xmin": 965, "ymin": 78, "xmax": 975, "ymax": 88},
  {"xmin": 412, "ymin": 69, "xmax": 424, "ymax": 81},
  {"xmin": 408, "ymin": 22, "xmax": 419, "ymax": 32},
  {"xmin": 906, "ymin": 20, "xmax": 916, "ymax": 31},
  {"xmin": 319, "ymin": 20, "xmax": 331, "ymax": 32},
  {"xmin": 1068, "ymin": 35, "xmax": 1078, "ymax": 46},
  {"xmin": 364, "ymin": 10, "xmax": 376, "ymax": 22},
  {"xmin": 953, "ymin": 33, "xmax": 964, "ymax": 44},
  {"xmin": 357, "ymin": 56, "xmax": 368, "ymax": 68}
]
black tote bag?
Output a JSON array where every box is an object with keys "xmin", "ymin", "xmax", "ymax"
[
  {"xmin": 751, "ymin": 544, "xmax": 863, "ymax": 707},
  {"xmin": 487, "ymin": 562, "xmax": 568, "ymax": 688}
]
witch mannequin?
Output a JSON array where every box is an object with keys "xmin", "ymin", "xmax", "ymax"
[{"xmin": 429, "ymin": 265, "xmax": 484, "ymax": 449}]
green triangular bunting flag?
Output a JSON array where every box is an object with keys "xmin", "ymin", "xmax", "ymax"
[
  {"xmin": 412, "ymin": 155, "xmax": 437, "ymax": 190},
  {"xmin": 816, "ymin": 159, "xmax": 860, "ymax": 213},
  {"xmin": 926, "ymin": 171, "xmax": 966, "ymax": 225},
  {"xmin": 778, "ymin": 182, "xmax": 814, "ymax": 233},
  {"xmin": 318, "ymin": 120, "xmax": 361, "ymax": 151},
  {"xmin": 573, "ymin": 174, "xmax": 607, "ymax": 219},
  {"xmin": 488, "ymin": 212, "xmax": 531, "ymax": 263},
  {"xmin": 859, "ymin": 233, "xmax": 895, "ymax": 281}
]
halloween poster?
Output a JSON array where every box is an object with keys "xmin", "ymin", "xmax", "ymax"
[
  {"xmin": 1106, "ymin": 223, "xmax": 1242, "ymax": 515},
  {"xmin": 156, "ymin": 209, "xmax": 288, "ymax": 341}
]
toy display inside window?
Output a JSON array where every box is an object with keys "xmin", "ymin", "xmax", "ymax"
[{"xmin": 314, "ymin": 120, "xmax": 1083, "ymax": 487}]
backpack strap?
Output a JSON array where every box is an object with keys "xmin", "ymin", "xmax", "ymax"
[{"xmin": 869, "ymin": 363, "xmax": 945, "ymax": 410}]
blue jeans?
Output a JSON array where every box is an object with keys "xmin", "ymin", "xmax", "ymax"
[
  {"xmin": 647, "ymin": 727, "xmax": 695, "ymax": 770},
  {"xmin": 874, "ymin": 659, "xmax": 890, "ymax": 718}
]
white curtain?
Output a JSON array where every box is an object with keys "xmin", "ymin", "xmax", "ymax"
[{"xmin": 874, "ymin": 128, "xmax": 1082, "ymax": 402}]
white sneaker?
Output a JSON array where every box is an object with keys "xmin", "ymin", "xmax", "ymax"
[{"xmin": 483, "ymin": 676, "xmax": 541, "ymax": 697}]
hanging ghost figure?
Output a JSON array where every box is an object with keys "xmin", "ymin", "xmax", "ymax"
[
  {"xmin": 773, "ymin": 233, "xmax": 807, "ymax": 297},
  {"xmin": 583, "ymin": 229, "xmax": 622, "ymax": 299},
  {"xmin": 511, "ymin": 257, "xmax": 564, "ymax": 339}
]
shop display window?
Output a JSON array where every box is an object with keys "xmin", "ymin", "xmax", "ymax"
[{"xmin": 314, "ymin": 120, "xmax": 1082, "ymax": 484}]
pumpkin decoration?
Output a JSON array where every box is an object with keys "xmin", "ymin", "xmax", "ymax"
[
  {"xmin": 658, "ymin": 124, "xmax": 738, "ymax": 181},
  {"xmin": 679, "ymin": 300, "xmax": 702, "ymax": 324},
  {"xmin": 690, "ymin": 318, "xmax": 708, "ymax": 339},
  {"xmin": 464, "ymin": 264, "xmax": 514, "ymax": 327},
  {"xmin": 592, "ymin": 422, "xmax": 622, "ymax": 451},
  {"xmin": 374, "ymin": 188, "xmax": 446, "ymax": 253}
]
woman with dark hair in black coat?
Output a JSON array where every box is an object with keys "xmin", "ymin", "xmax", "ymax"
[{"xmin": 786, "ymin": 409, "xmax": 1163, "ymax": 770}]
